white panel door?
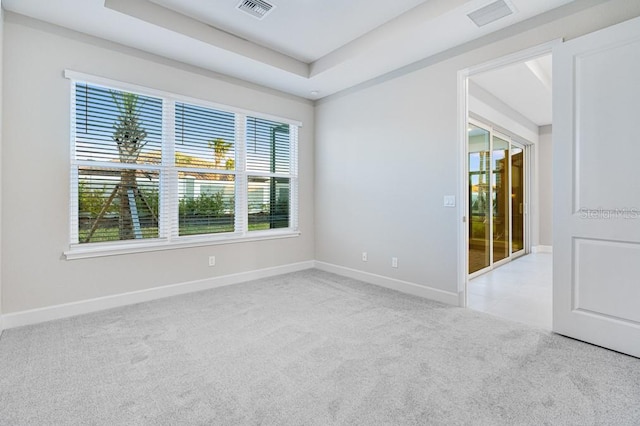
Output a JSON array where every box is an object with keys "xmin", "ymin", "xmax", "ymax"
[{"xmin": 553, "ymin": 16, "xmax": 640, "ymax": 358}]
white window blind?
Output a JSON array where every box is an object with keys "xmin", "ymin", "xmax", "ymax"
[
  {"xmin": 246, "ymin": 117, "xmax": 293, "ymax": 231},
  {"xmin": 174, "ymin": 102, "xmax": 236, "ymax": 237},
  {"xmin": 67, "ymin": 72, "xmax": 300, "ymax": 256},
  {"xmin": 73, "ymin": 83, "xmax": 163, "ymax": 244}
]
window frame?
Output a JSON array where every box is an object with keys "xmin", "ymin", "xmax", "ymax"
[{"xmin": 64, "ymin": 71, "xmax": 300, "ymax": 260}]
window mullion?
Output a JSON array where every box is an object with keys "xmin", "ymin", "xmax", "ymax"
[
  {"xmin": 69, "ymin": 81, "xmax": 80, "ymax": 244},
  {"xmin": 235, "ymin": 113, "xmax": 247, "ymax": 234},
  {"xmin": 174, "ymin": 167, "xmax": 237, "ymax": 175},
  {"xmin": 162, "ymin": 99, "xmax": 178, "ymax": 240},
  {"xmin": 290, "ymin": 125, "xmax": 299, "ymax": 231},
  {"xmin": 245, "ymin": 171, "xmax": 291, "ymax": 179},
  {"xmin": 74, "ymin": 161, "xmax": 162, "ymax": 172}
]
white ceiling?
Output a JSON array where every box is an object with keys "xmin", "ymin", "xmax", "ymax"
[
  {"xmin": 149, "ymin": 0, "xmax": 430, "ymax": 62},
  {"xmin": 3, "ymin": 0, "xmax": 574, "ymax": 100},
  {"xmin": 471, "ymin": 54, "xmax": 552, "ymax": 126}
]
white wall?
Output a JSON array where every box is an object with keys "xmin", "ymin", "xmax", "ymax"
[
  {"xmin": 315, "ymin": 0, "xmax": 640, "ymax": 300},
  {"xmin": 538, "ymin": 125, "xmax": 553, "ymax": 247},
  {"xmin": 316, "ymin": 63, "xmax": 460, "ymax": 296},
  {"xmin": 1, "ymin": 14, "xmax": 315, "ymax": 314},
  {"xmin": 469, "ymin": 81, "xmax": 539, "ymax": 145}
]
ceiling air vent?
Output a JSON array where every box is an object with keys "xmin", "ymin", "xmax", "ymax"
[
  {"xmin": 237, "ymin": 0, "xmax": 275, "ymax": 20},
  {"xmin": 467, "ymin": 0, "xmax": 514, "ymax": 27}
]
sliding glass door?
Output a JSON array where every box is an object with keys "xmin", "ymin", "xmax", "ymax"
[
  {"xmin": 468, "ymin": 121, "xmax": 527, "ymax": 275},
  {"xmin": 492, "ymin": 135, "xmax": 510, "ymax": 264},
  {"xmin": 511, "ymin": 145, "xmax": 525, "ymax": 254},
  {"xmin": 468, "ymin": 125, "xmax": 491, "ymax": 274}
]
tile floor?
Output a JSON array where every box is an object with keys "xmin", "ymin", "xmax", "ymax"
[{"xmin": 467, "ymin": 253, "xmax": 552, "ymax": 330}]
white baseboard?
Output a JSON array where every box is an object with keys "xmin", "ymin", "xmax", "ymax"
[
  {"xmin": 532, "ymin": 245, "xmax": 553, "ymax": 253},
  {"xmin": 314, "ymin": 261, "xmax": 459, "ymax": 306},
  {"xmin": 1, "ymin": 260, "xmax": 459, "ymax": 329},
  {"xmin": 1, "ymin": 261, "xmax": 315, "ymax": 329}
]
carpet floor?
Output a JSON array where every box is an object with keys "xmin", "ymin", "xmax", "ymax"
[{"xmin": 0, "ymin": 269, "xmax": 639, "ymax": 425}]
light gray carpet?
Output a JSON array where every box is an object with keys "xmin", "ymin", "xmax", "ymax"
[{"xmin": 0, "ymin": 269, "xmax": 639, "ymax": 425}]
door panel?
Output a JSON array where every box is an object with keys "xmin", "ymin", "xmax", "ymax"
[
  {"xmin": 492, "ymin": 136, "xmax": 510, "ymax": 263},
  {"xmin": 553, "ymin": 16, "xmax": 640, "ymax": 358},
  {"xmin": 468, "ymin": 125, "xmax": 491, "ymax": 274},
  {"xmin": 575, "ymin": 40, "xmax": 640, "ymax": 210},
  {"xmin": 574, "ymin": 238, "xmax": 640, "ymax": 324},
  {"xmin": 511, "ymin": 147, "xmax": 524, "ymax": 253}
]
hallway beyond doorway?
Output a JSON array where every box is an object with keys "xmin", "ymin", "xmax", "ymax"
[{"xmin": 468, "ymin": 253, "xmax": 552, "ymax": 329}]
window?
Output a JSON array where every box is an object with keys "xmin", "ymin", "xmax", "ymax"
[
  {"xmin": 174, "ymin": 102, "xmax": 237, "ymax": 237},
  {"xmin": 67, "ymin": 72, "xmax": 299, "ymax": 258},
  {"xmin": 246, "ymin": 117, "xmax": 293, "ymax": 231}
]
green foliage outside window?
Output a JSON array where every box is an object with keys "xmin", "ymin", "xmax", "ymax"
[{"xmin": 179, "ymin": 192, "xmax": 227, "ymax": 217}]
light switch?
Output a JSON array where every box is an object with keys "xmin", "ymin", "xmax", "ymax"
[{"xmin": 444, "ymin": 195, "xmax": 456, "ymax": 207}]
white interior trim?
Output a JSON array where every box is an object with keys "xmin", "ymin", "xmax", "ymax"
[
  {"xmin": 1, "ymin": 260, "xmax": 462, "ymax": 329},
  {"xmin": 458, "ymin": 39, "xmax": 560, "ymax": 309},
  {"xmin": 64, "ymin": 70, "xmax": 303, "ymax": 127},
  {"xmin": 1, "ymin": 261, "xmax": 315, "ymax": 329},
  {"xmin": 65, "ymin": 71, "xmax": 302, "ymax": 259},
  {"xmin": 532, "ymin": 245, "xmax": 553, "ymax": 253},
  {"xmin": 456, "ymin": 67, "xmax": 469, "ymax": 308},
  {"xmin": 464, "ymin": 39, "xmax": 563, "ymax": 76},
  {"xmin": 64, "ymin": 231, "xmax": 301, "ymax": 260},
  {"xmin": 315, "ymin": 261, "xmax": 459, "ymax": 306}
]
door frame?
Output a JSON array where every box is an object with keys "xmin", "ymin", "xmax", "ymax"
[{"xmin": 456, "ymin": 40, "xmax": 561, "ymax": 307}]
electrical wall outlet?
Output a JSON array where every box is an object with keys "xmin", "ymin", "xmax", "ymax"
[
  {"xmin": 208, "ymin": 256, "xmax": 216, "ymax": 267},
  {"xmin": 392, "ymin": 257, "xmax": 398, "ymax": 268},
  {"xmin": 362, "ymin": 252, "xmax": 368, "ymax": 262}
]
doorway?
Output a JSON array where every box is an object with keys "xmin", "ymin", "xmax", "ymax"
[
  {"xmin": 468, "ymin": 120, "xmax": 526, "ymax": 277},
  {"xmin": 457, "ymin": 41, "xmax": 557, "ymax": 327}
]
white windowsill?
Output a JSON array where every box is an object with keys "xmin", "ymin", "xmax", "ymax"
[{"xmin": 64, "ymin": 230, "xmax": 301, "ymax": 260}]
